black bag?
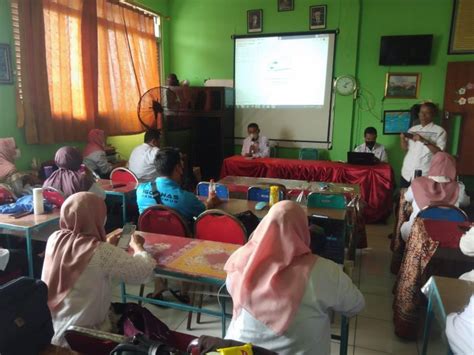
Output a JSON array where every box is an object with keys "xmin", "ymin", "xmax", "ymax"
[
  {"xmin": 110, "ymin": 333, "xmax": 179, "ymax": 355},
  {"xmin": 0, "ymin": 277, "xmax": 54, "ymax": 355},
  {"xmin": 235, "ymin": 210, "xmax": 260, "ymax": 237}
]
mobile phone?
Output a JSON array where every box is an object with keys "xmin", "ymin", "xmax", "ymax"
[
  {"xmin": 118, "ymin": 224, "xmax": 136, "ymax": 250},
  {"xmin": 10, "ymin": 211, "xmax": 32, "ymax": 219},
  {"xmin": 403, "ymin": 132, "xmax": 414, "ymax": 139}
]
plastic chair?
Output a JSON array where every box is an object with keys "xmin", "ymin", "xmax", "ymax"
[
  {"xmin": 247, "ymin": 185, "xmax": 286, "ymax": 202},
  {"xmin": 299, "ymin": 148, "xmax": 319, "ymax": 160},
  {"xmin": 110, "ymin": 167, "xmax": 139, "ymax": 184},
  {"xmin": 42, "ymin": 186, "xmax": 66, "ymax": 208},
  {"xmin": 194, "ymin": 209, "xmax": 247, "ymax": 245},
  {"xmin": 307, "ymin": 192, "xmax": 347, "ymax": 209},
  {"xmin": 138, "ymin": 205, "xmax": 191, "ymax": 237},
  {"xmin": 196, "ymin": 182, "xmax": 230, "ymax": 199},
  {"xmin": 417, "ymin": 204, "xmax": 468, "ymax": 222}
]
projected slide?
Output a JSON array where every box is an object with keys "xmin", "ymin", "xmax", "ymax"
[{"xmin": 235, "ymin": 35, "xmax": 330, "ymax": 107}]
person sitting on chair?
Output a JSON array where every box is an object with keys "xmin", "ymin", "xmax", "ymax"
[
  {"xmin": 128, "ymin": 129, "xmax": 161, "ymax": 182},
  {"xmin": 224, "ymin": 201, "xmax": 365, "ymax": 355},
  {"xmin": 241, "ymin": 123, "xmax": 270, "ymax": 158},
  {"xmin": 353, "ymin": 127, "xmax": 388, "ymax": 163},
  {"xmin": 400, "ymin": 152, "xmax": 470, "ymax": 241},
  {"xmin": 83, "ymin": 129, "xmax": 113, "ymax": 178}
]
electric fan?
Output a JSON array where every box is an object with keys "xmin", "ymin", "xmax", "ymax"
[{"xmin": 137, "ymin": 86, "xmax": 181, "ymax": 129}]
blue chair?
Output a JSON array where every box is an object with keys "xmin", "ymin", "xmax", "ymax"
[
  {"xmin": 299, "ymin": 148, "xmax": 319, "ymax": 160},
  {"xmin": 417, "ymin": 204, "xmax": 468, "ymax": 222},
  {"xmin": 307, "ymin": 192, "xmax": 346, "ymax": 209},
  {"xmin": 247, "ymin": 185, "xmax": 286, "ymax": 202},
  {"xmin": 196, "ymin": 182, "xmax": 230, "ymax": 199}
]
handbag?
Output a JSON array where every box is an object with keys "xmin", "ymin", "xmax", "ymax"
[
  {"xmin": 234, "ymin": 210, "xmax": 260, "ymax": 237},
  {"xmin": 0, "ymin": 277, "xmax": 54, "ymax": 355},
  {"xmin": 110, "ymin": 333, "xmax": 178, "ymax": 355}
]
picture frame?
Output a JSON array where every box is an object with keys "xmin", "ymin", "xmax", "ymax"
[
  {"xmin": 383, "ymin": 110, "xmax": 412, "ymax": 135},
  {"xmin": 309, "ymin": 5, "xmax": 326, "ymax": 30},
  {"xmin": 278, "ymin": 0, "xmax": 294, "ymax": 12},
  {"xmin": 448, "ymin": 0, "xmax": 474, "ymax": 54},
  {"xmin": 384, "ymin": 73, "xmax": 420, "ymax": 99},
  {"xmin": 247, "ymin": 9, "xmax": 263, "ymax": 33},
  {"xmin": 0, "ymin": 44, "xmax": 13, "ymax": 84}
]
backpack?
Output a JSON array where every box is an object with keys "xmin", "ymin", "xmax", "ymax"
[{"xmin": 0, "ymin": 277, "xmax": 54, "ymax": 355}]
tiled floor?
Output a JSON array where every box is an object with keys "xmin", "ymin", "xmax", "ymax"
[{"xmin": 113, "ymin": 219, "xmax": 421, "ymax": 354}]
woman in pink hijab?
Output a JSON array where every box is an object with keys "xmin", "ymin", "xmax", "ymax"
[
  {"xmin": 83, "ymin": 129, "xmax": 113, "ymax": 177},
  {"xmin": 224, "ymin": 201, "xmax": 364, "ymax": 355},
  {"xmin": 401, "ymin": 152, "xmax": 470, "ymax": 241},
  {"xmin": 42, "ymin": 192, "xmax": 156, "ymax": 347}
]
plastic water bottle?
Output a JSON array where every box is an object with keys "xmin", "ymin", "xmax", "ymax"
[
  {"xmin": 269, "ymin": 185, "xmax": 280, "ymax": 207},
  {"xmin": 209, "ymin": 179, "xmax": 216, "ymax": 198}
]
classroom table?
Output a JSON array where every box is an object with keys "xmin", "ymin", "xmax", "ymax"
[
  {"xmin": 392, "ymin": 218, "xmax": 474, "ymax": 340},
  {"xmin": 420, "ymin": 276, "xmax": 474, "ymax": 355},
  {"xmin": 220, "ymin": 156, "xmax": 394, "ymax": 223},
  {"xmin": 98, "ymin": 179, "xmax": 138, "ymax": 223},
  {"xmin": 116, "ymin": 229, "xmax": 350, "ymax": 355},
  {"xmin": 0, "ymin": 210, "xmax": 60, "ymax": 277}
]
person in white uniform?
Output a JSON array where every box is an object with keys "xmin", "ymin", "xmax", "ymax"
[
  {"xmin": 354, "ymin": 127, "xmax": 388, "ymax": 162},
  {"xmin": 41, "ymin": 192, "xmax": 156, "ymax": 347},
  {"xmin": 400, "ymin": 102, "xmax": 447, "ymax": 188},
  {"xmin": 128, "ymin": 129, "xmax": 161, "ymax": 182},
  {"xmin": 224, "ymin": 201, "xmax": 365, "ymax": 355},
  {"xmin": 445, "ymin": 294, "xmax": 474, "ymax": 355},
  {"xmin": 241, "ymin": 123, "xmax": 270, "ymax": 158}
]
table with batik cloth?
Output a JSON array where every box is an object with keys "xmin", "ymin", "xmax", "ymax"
[
  {"xmin": 392, "ymin": 218, "xmax": 474, "ymax": 340},
  {"xmin": 220, "ymin": 156, "xmax": 394, "ymax": 223}
]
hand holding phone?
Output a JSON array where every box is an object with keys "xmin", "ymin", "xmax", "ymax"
[
  {"xmin": 117, "ymin": 224, "xmax": 136, "ymax": 250},
  {"xmin": 403, "ymin": 132, "xmax": 414, "ymax": 139}
]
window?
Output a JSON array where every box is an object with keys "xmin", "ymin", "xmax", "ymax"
[{"xmin": 10, "ymin": 1, "xmax": 22, "ymax": 100}]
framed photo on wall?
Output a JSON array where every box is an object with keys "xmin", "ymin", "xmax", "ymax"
[
  {"xmin": 0, "ymin": 44, "xmax": 13, "ymax": 84},
  {"xmin": 247, "ymin": 9, "xmax": 263, "ymax": 33},
  {"xmin": 278, "ymin": 0, "xmax": 294, "ymax": 12},
  {"xmin": 383, "ymin": 110, "xmax": 412, "ymax": 134},
  {"xmin": 309, "ymin": 5, "xmax": 326, "ymax": 30},
  {"xmin": 384, "ymin": 73, "xmax": 420, "ymax": 99}
]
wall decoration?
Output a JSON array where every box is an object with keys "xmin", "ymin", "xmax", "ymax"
[
  {"xmin": 309, "ymin": 5, "xmax": 326, "ymax": 30},
  {"xmin": 384, "ymin": 73, "xmax": 420, "ymax": 99},
  {"xmin": 278, "ymin": 0, "xmax": 294, "ymax": 12},
  {"xmin": 0, "ymin": 44, "xmax": 13, "ymax": 84},
  {"xmin": 383, "ymin": 110, "xmax": 412, "ymax": 134},
  {"xmin": 449, "ymin": 0, "xmax": 474, "ymax": 54},
  {"xmin": 247, "ymin": 9, "xmax": 263, "ymax": 33}
]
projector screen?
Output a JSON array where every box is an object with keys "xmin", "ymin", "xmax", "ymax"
[{"xmin": 234, "ymin": 32, "xmax": 336, "ymax": 148}]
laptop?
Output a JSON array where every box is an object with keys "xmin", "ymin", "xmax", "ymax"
[{"xmin": 347, "ymin": 151, "xmax": 376, "ymax": 165}]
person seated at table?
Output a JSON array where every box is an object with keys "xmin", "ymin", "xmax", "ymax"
[
  {"xmin": 83, "ymin": 129, "xmax": 113, "ymax": 178},
  {"xmin": 224, "ymin": 200, "xmax": 365, "ymax": 355},
  {"xmin": 241, "ymin": 123, "xmax": 270, "ymax": 158},
  {"xmin": 353, "ymin": 127, "xmax": 388, "ymax": 163},
  {"xmin": 43, "ymin": 146, "xmax": 105, "ymax": 199},
  {"xmin": 445, "ymin": 294, "xmax": 474, "ymax": 355},
  {"xmin": 128, "ymin": 129, "xmax": 161, "ymax": 182},
  {"xmin": 41, "ymin": 192, "xmax": 156, "ymax": 347},
  {"xmin": 400, "ymin": 152, "xmax": 470, "ymax": 241},
  {"xmin": 136, "ymin": 147, "xmax": 221, "ymax": 219}
]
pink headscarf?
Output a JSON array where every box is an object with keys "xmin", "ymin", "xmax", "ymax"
[
  {"xmin": 224, "ymin": 200, "xmax": 317, "ymax": 334},
  {"xmin": 42, "ymin": 192, "xmax": 107, "ymax": 310},
  {"xmin": 83, "ymin": 129, "xmax": 106, "ymax": 157},
  {"xmin": 411, "ymin": 152, "xmax": 460, "ymax": 209},
  {"xmin": 43, "ymin": 147, "xmax": 95, "ymax": 197},
  {"xmin": 0, "ymin": 138, "xmax": 17, "ymax": 181}
]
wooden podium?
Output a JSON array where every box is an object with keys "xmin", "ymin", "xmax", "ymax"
[{"xmin": 163, "ymin": 86, "xmax": 234, "ymax": 180}]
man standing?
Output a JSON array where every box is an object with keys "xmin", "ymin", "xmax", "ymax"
[
  {"xmin": 128, "ymin": 129, "xmax": 161, "ymax": 182},
  {"xmin": 400, "ymin": 102, "xmax": 447, "ymax": 188},
  {"xmin": 241, "ymin": 123, "xmax": 270, "ymax": 158},
  {"xmin": 354, "ymin": 127, "xmax": 388, "ymax": 163}
]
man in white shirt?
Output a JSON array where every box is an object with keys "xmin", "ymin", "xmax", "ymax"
[
  {"xmin": 400, "ymin": 102, "xmax": 447, "ymax": 188},
  {"xmin": 354, "ymin": 127, "xmax": 388, "ymax": 163},
  {"xmin": 241, "ymin": 123, "xmax": 270, "ymax": 158},
  {"xmin": 128, "ymin": 129, "xmax": 161, "ymax": 182}
]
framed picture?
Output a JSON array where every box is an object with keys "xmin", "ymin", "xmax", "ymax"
[
  {"xmin": 448, "ymin": 0, "xmax": 474, "ymax": 54},
  {"xmin": 309, "ymin": 5, "xmax": 326, "ymax": 30},
  {"xmin": 383, "ymin": 110, "xmax": 412, "ymax": 134},
  {"xmin": 247, "ymin": 9, "xmax": 263, "ymax": 33},
  {"xmin": 0, "ymin": 44, "xmax": 13, "ymax": 84},
  {"xmin": 384, "ymin": 73, "xmax": 420, "ymax": 99},
  {"xmin": 278, "ymin": 0, "xmax": 294, "ymax": 12}
]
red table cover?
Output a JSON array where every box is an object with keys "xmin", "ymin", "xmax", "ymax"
[{"xmin": 220, "ymin": 156, "xmax": 395, "ymax": 223}]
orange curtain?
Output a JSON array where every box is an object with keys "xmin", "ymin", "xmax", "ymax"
[
  {"xmin": 96, "ymin": 0, "xmax": 160, "ymax": 134},
  {"xmin": 17, "ymin": 0, "xmax": 160, "ymax": 144}
]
